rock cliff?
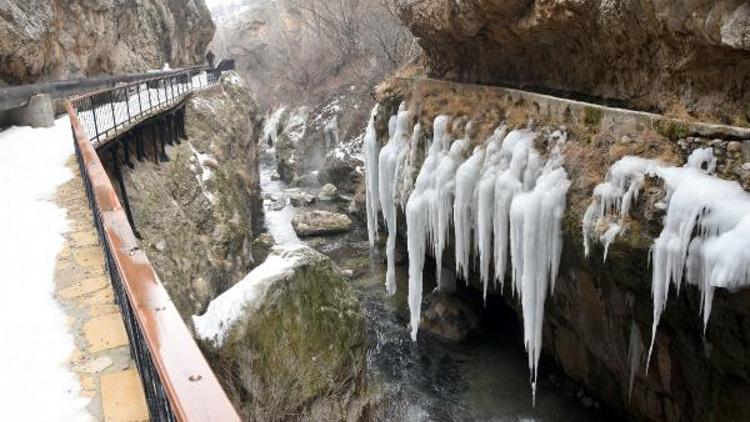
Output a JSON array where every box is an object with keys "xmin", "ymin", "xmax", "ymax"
[
  {"xmin": 373, "ymin": 77, "xmax": 750, "ymax": 421},
  {"xmin": 123, "ymin": 72, "xmax": 262, "ymax": 319},
  {"xmin": 398, "ymin": 0, "xmax": 750, "ymax": 124},
  {"xmin": 0, "ymin": 0, "xmax": 214, "ymax": 85}
]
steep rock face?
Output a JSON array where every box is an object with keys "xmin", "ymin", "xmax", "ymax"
[
  {"xmin": 374, "ymin": 78, "xmax": 750, "ymax": 421},
  {"xmin": 123, "ymin": 72, "xmax": 262, "ymax": 319},
  {"xmin": 269, "ymin": 94, "xmax": 368, "ymax": 193},
  {"xmin": 399, "ymin": 0, "xmax": 750, "ymax": 123},
  {"xmin": 0, "ymin": 0, "xmax": 214, "ymax": 85},
  {"xmin": 193, "ymin": 245, "xmax": 367, "ymax": 421}
]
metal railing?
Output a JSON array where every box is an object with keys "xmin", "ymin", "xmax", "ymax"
[
  {"xmin": 70, "ymin": 68, "xmax": 222, "ymax": 148},
  {"xmin": 65, "ymin": 69, "xmax": 240, "ymax": 421}
]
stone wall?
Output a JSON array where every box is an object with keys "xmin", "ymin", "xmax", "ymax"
[
  {"xmin": 374, "ymin": 77, "xmax": 750, "ymax": 421},
  {"xmin": 121, "ymin": 72, "xmax": 262, "ymax": 320}
]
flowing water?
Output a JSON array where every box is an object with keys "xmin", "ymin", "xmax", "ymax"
[{"xmin": 259, "ymin": 147, "xmax": 614, "ymax": 421}]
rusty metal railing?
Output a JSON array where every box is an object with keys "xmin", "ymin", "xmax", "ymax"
[
  {"xmin": 65, "ymin": 74, "xmax": 240, "ymax": 420},
  {"xmin": 70, "ymin": 67, "xmax": 222, "ymax": 149}
]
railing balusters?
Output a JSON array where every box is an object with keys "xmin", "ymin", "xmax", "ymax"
[{"xmin": 65, "ymin": 65, "xmax": 239, "ymax": 421}]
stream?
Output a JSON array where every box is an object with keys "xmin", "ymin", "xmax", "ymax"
[{"xmin": 259, "ymin": 146, "xmax": 614, "ymax": 421}]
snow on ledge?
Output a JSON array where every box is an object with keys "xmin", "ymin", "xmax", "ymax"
[{"xmin": 193, "ymin": 244, "xmax": 311, "ymax": 347}]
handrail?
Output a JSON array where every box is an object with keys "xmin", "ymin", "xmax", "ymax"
[
  {"xmin": 69, "ymin": 68, "xmax": 222, "ymax": 148},
  {"xmin": 66, "ymin": 84, "xmax": 240, "ymax": 420},
  {"xmin": 0, "ymin": 65, "xmax": 211, "ymax": 111}
]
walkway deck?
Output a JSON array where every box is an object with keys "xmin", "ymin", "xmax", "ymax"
[{"xmin": 54, "ymin": 157, "xmax": 148, "ymax": 421}]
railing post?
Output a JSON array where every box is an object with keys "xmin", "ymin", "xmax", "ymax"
[
  {"xmin": 137, "ymin": 83, "xmax": 143, "ymax": 118},
  {"xmin": 125, "ymin": 87, "xmax": 131, "ymax": 124},
  {"xmin": 147, "ymin": 83, "xmax": 153, "ymax": 113},
  {"xmin": 109, "ymin": 91, "xmax": 117, "ymax": 134},
  {"xmin": 91, "ymin": 98, "xmax": 101, "ymax": 145}
]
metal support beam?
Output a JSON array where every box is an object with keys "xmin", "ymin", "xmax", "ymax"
[{"xmin": 123, "ymin": 135, "xmax": 135, "ymax": 169}]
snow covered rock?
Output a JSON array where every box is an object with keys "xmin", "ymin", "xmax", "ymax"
[
  {"xmin": 292, "ymin": 210, "xmax": 353, "ymax": 237},
  {"xmin": 193, "ymin": 245, "xmax": 366, "ymax": 420}
]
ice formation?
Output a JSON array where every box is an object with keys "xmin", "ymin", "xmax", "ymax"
[
  {"xmin": 378, "ymin": 103, "xmax": 412, "ymax": 296},
  {"xmin": 582, "ymin": 156, "xmax": 663, "ymax": 259},
  {"xmin": 475, "ymin": 128, "xmax": 506, "ymax": 298},
  {"xmin": 364, "ymin": 106, "xmax": 380, "ymax": 247},
  {"xmin": 581, "ymin": 148, "xmax": 750, "ymax": 372},
  {"xmin": 405, "ymin": 115, "xmax": 453, "ymax": 340},
  {"xmin": 454, "ymin": 146, "xmax": 485, "ymax": 281},
  {"xmin": 413, "ymin": 122, "xmax": 570, "ymax": 400},
  {"xmin": 648, "ymin": 160, "xmax": 750, "ymax": 368},
  {"xmin": 362, "ymin": 104, "xmax": 572, "ymax": 401}
]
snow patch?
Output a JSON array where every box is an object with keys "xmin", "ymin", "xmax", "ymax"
[
  {"xmin": 193, "ymin": 244, "xmax": 309, "ymax": 347},
  {"xmin": 0, "ymin": 117, "xmax": 91, "ymax": 421}
]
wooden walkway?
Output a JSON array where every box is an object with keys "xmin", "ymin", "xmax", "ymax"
[{"xmin": 53, "ymin": 156, "xmax": 149, "ymax": 421}]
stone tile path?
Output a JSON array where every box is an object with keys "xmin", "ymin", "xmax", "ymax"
[{"xmin": 54, "ymin": 157, "xmax": 149, "ymax": 421}]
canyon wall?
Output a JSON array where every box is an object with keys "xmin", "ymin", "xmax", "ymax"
[
  {"xmin": 122, "ymin": 72, "xmax": 262, "ymax": 319},
  {"xmin": 0, "ymin": 0, "xmax": 214, "ymax": 85},
  {"xmin": 398, "ymin": 0, "xmax": 750, "ymax": 124},
  {"xmin": 373, "ymin": 77, "xmax": 750, "ymax": 421}
]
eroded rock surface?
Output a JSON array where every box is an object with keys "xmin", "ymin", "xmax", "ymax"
[
  {"xmin": 399, "ymin": 0, "xmax": 750, "ymax": 123},
  {"xmin": 193, "ymin": 245, "xmax": 367, "ymax": 421},
  {"xmin": 0, "ymin": 0, "xmax": 214, "ymax": 84},
  {"xmin": 123, "ymin": 72, "xmax": 262, "ymax": 319}
]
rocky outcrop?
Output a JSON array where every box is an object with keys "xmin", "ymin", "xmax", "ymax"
[
  {"xmin": 374, "ymin": 78, "xmax": 750, "ymax": 421},
  {"xmin": 193, "ymin": 245, "xmax": 367, "ymax": 421},
  {"xmin": 269, "ymin": 93, "xmax": 369, "ymax": 193},
  {"xmin": 123, "ymin": 72, "xmax": 262, "ymax": 319},
  {"xmin": 0, "ymin": 0, "xmax": 214, "ymax": 85},
  {"xmin": 399, "ymin": 0, "xmax": 750, "ymax": 123}
]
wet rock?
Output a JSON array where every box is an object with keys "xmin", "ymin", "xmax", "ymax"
[
  {"xmin": 419, "ymin": 291, "xmax": 480, "ymax": 342},
  {"xmin": 318, "ymin": 183, "xmax": 338, "ymax": 201},
  {"xmin": 292, "ymin": 172, "xmax": 319, "ymax": 188},
  {"xmin": 292, "ymin": 210, "xmax": 353, "ymax": 237},
  {"xmin": 289, "ymin": 191, "xmax": 316, "ymax": 207},
  {"xmin": 194, "ymin": 245, "xmax": 366, "ymax": 420}
]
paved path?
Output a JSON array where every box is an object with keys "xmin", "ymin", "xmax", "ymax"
[{"xmin": 53, "ymin": 157, "xmax": 149, "ymax": 422}]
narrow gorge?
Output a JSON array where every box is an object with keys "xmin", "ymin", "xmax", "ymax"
[{"xmin": 3, "ymin": 0, "xmax": 750, "ymax": 421}]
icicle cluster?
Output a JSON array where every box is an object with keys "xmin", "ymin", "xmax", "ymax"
[
  {"xmin": 582, "ymin": 156, "xmax": 663, "ymax": 260},
  {"xmin": 365, "ymin": 106, "xmax": 572, "ymax": 403},
  {"xmin": 648, "ymin": 155, "xmax": 750, "ymax": 368},
  {"xmin": 581, "ymin": 147, "xmax": 750, "ymax": 372}
]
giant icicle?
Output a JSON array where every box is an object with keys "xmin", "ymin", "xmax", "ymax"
[
  {"xmin": 378, "ymin": 103, "xmax": 411, "ymax": 296},
  {"xmin": 364, "ymin": 106, "xmax": 380, "ymax": 247},
  {"xmin": 406, "ymin": 115, "xmax": 453, "ymax": 341},
  {"xmin": 454, "ymin": 146, "xmax": 485, "ymax": 281}
]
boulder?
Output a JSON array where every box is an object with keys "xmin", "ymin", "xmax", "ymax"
[
  {"xmin": 419, "ymin": 291, "xmax": 480, "ymax": 342},
  {"xmin": 289, "ymin": 191, "xmax": 317, "ymax": 207},
  {"xmin": 292, "ymin": 210, "xmax": 353, "ymax": 237},
  {"xmin": 318, "ymin": 183, "xmax": 338, "ymax": 201},
  {"xmin": 193, "ymin": 245, "xmax": 366, "ymax": 420}
]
